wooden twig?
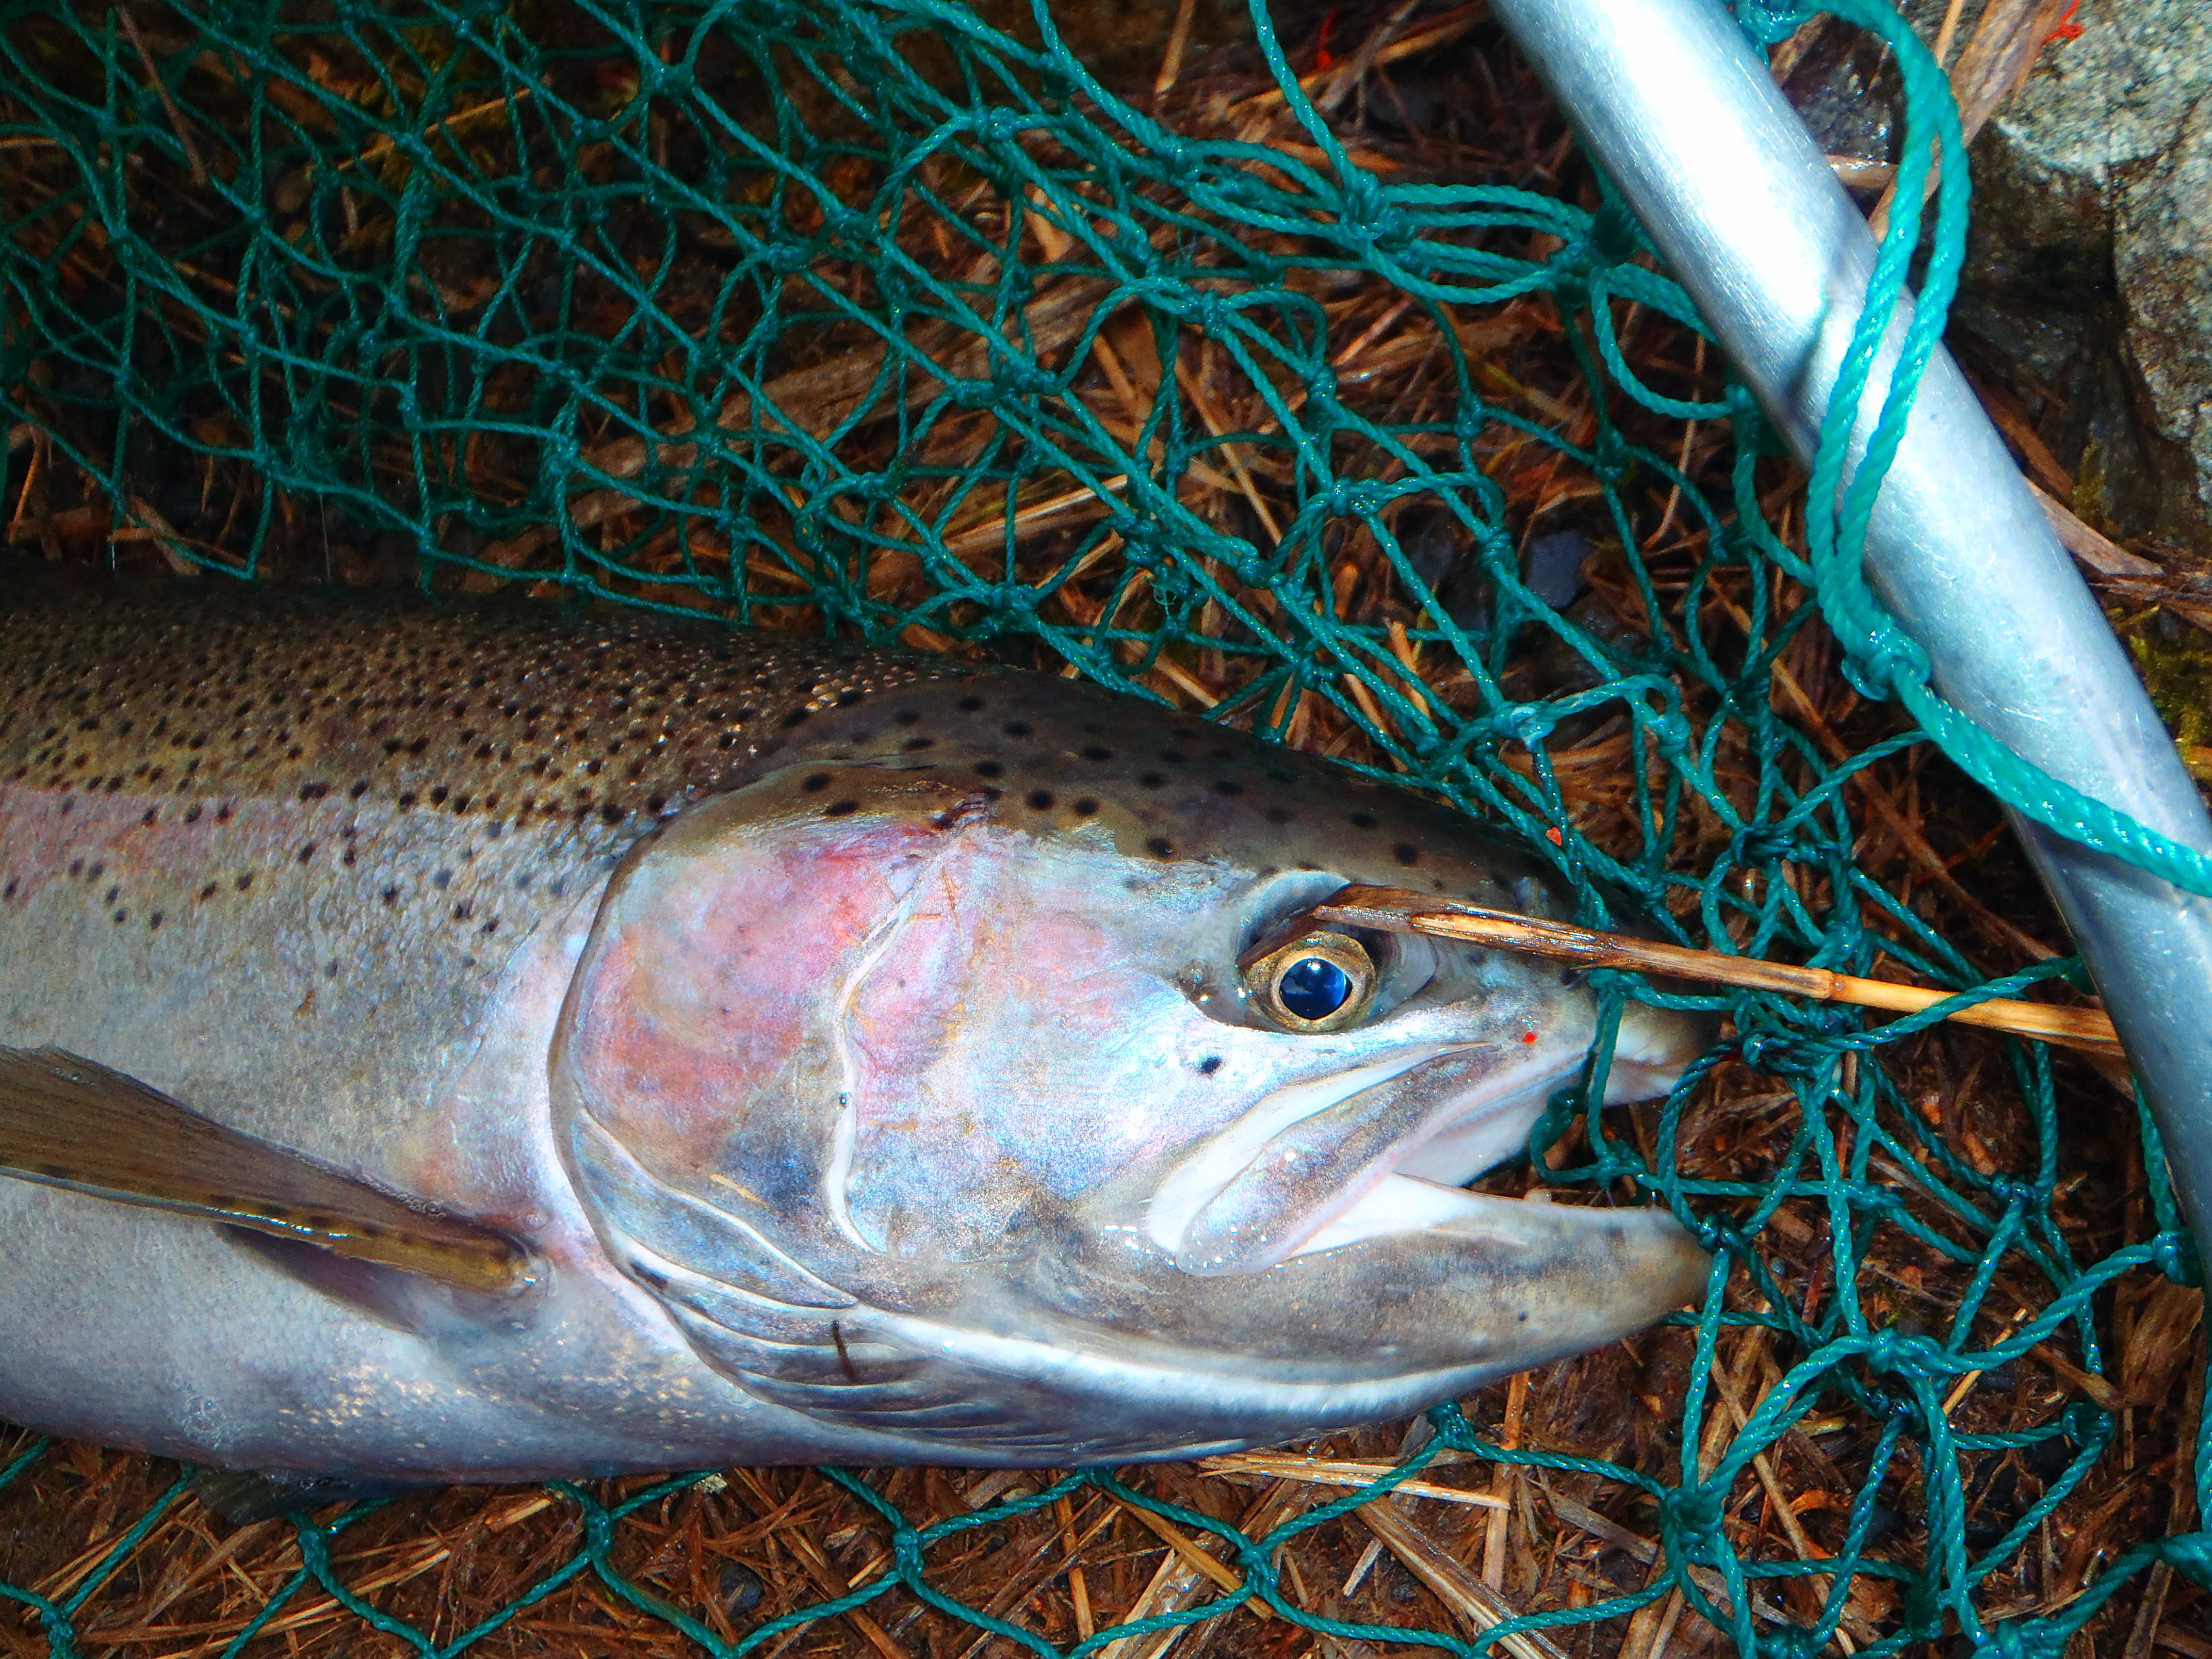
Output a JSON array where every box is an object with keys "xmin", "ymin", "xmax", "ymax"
[
  {"xmin": 1195, "ymin": 1452, "xmax": 1506, "ymax": 1511},
  {"xmin": 1150, "ymin": 0, "xmax": 1199, "ymax": 107},
  {"xmin": 1826, "ymin": 154, "xmax": 1896, "ymax": 190},
  {"xmin": 1355, "ymin": 1501, "xmax": 1569, "ymax": 1659},
  {"xmin": 116, "ymin": 6, "xmax": 206, "ymax": 184},
  {"xmin": 336, "ymin": 88, "xmax": 536, "ymax": 174},
  {"xmin": 1236, "ymin": 4, "xmax": 1486, "ymax": 115},
  {"xmin": 1869, "ymin": 0, "xmax": 2071, "ymax": 237},
  {"xmin": 2030, "ymin": 479, "xmax": 2163, "ymax": 578},
  {"xmin": 1309, "ymin": 886, "xmax": 2125, "ymax": 1058},
  {"xmin": 1113, "ymin": 1502, "xmax": 1274, "ymax": 1620},
  {"xmin": 1094, "ymin": 1480, "xmax": 1305, "ymax": 1659}
]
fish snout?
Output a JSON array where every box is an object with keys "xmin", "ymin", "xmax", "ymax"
[
  {"xmin": 1148, "ymin": 1024, "xmax": 1707, "ymax": 1281},
  {"xmin": 1129, "ymin": 1021, "xmax": 1713, "ymax": 1391}
]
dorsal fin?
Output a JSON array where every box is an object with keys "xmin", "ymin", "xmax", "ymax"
[{"xmin": 0, "ymin": 1046, "xmax": 534, "ymax": 1296}]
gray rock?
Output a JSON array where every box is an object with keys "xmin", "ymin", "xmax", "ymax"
[
  {"xmin": 1524, "ymin": 530, "xmax": 1590, "ymax": 608},
  {"xmin": 2113, "ymin": 91, "xmax": 2212, "ymax": 541},
  {"xmin": 1966, "ymin": 0, "xmax": 2212, "ymax": 549},
  {"xmin": 1990, "ymin": 3, "xmax": 2208, "ymax": 197}
]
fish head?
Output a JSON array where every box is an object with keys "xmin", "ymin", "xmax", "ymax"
[{"xmin": 552, "ymin": 672, "xmax": 1712, "ymax": 1460}]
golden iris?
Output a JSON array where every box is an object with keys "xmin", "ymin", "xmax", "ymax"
[{"xmin": 1247, "ymin": 932, "xmax": 1377, "ymax": 1033}]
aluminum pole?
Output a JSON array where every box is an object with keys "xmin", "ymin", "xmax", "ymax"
[{"xmin": 1485, "ymin": 0, "xmax": 2212, "ymax": 1255}]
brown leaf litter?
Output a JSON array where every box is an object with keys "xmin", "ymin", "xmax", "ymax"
[{"xmin": 2, "ymin": 1, "xmax": 2206, "ymax": 1655}]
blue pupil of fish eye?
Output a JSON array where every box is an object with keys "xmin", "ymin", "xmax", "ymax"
[{"xmin": 1278, "ymin": 955, "xmax": 1352, "ymax": 1021}]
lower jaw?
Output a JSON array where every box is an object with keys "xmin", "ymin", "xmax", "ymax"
[{"xmin": 1281, "ymin": 1070, "xmax": 1569, "ymax": 1261}]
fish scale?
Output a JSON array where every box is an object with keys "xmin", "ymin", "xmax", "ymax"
[
  {"xmin": 0, "ymin": 573, "xmax": 951, "ymax": 840},
  {"xmin": 0, "ymin": 564, "xmax": 1710, "ymax": 1488},
  {"xmin": 0, "ymin": 570, "xmax": 954, "ymax": 1184}
]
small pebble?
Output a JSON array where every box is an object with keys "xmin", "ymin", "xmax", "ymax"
[{"xmin": 719, "ymin": 1560, "xmax": 763, "ymax": 1615}]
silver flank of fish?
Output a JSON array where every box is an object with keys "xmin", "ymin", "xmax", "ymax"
[{"xmin": 0, "ymin": 569, "xmax": 1710, "ymax": 1480}]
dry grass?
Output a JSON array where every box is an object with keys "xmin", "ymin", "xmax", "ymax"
[{"xmin": 2, "ymin": 1, "xmax": 2207, "ymax": 1655}]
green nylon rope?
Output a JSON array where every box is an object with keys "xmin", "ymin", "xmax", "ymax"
[
  {"xmin": 0, "ymin": 0, "xmax": 2205, "ymax": 1652},
  {"xmin": 1783, "ymin": 0, "xmax": 2212, "ymax": 898}
]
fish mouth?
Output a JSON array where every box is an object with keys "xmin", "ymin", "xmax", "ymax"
[{"xmin": 1149, "ymin": 1040, "xmax": 1691, "ymax": 1278}]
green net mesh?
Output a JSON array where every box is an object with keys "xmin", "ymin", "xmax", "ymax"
[{"xmin": 2, "ymin": 0, "xmax": 2207, "ymax": 1653}]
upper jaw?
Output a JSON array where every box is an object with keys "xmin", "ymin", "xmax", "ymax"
[
  {"xmin": 1145, "ymin": 998, "xmax": 1713, "ymax": 1279},
  {"xmin": 1147, "ymin": 1043, "xmax": 1588, "ymax": 1275}
]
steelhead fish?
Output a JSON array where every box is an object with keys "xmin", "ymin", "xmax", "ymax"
[{"xmin": 0, "ymin": 566, "xmax": 1709, "ymax": 1488}]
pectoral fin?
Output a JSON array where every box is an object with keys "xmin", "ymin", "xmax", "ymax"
[{"xmin": 0, "ymin": 1046, "xmax": 533, "ymax": 1297}]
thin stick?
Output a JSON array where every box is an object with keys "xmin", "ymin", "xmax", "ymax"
[
  {"xmin": 1341, "ymin": 1536, "xmax": 1385, "ymax": 1596},
  {"xmin": 1310, "ymin": 886, "xmax": 2125, "ymax": 1058},
  {"xmin": 1151, "ymin": 0, "xmax": 1200, "ymax": 108},
  {"xmin": 1932, "ymin": 0, "xmax": 1972, "ymax": 64},
  {"xmin": 337, "ymin": 88, "xmax": 537, "ymax": 173},
  {"xmin": 1173, "ymin": 356, "xmax": 1282, "ymax": 544},
  {"xmin": 938, "ymin": 476, "xmax": 1128, "ymax": 560},
  {"xmin": 116, "ymin": 7, "xmax": 206, "ymax": 184},
  {"xmin": 1196, "ymin": 1453, "xmax": 1506, "ymax": 1511},
  {"xmin": 1483, "ymin": 1370, "xmax": 1525, "ymax": 1588},
  {"xmin": 1113, "ymin": 1502, "xmax": 1274, "ymax": 1620},
  {"xmin": 1235, "ymin": 4, "xmax": 1485, "ymax": 115},
  {"xmin": 1869, "ymin": 0, "xmax": 2063, "ymax": 237},
  {"xmin": 1356, "ymin": 1502, "xmax": 1569, "ymax": 1659}
]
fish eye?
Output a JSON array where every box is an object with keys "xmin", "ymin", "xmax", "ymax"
[
  {"xmin": 1280, "ymin": 955, "xmax": 1350, "ymax": 1020},
  {"xmin": 1245, "ymin": 931, "xmax": 1377, "ymax": 1034}
]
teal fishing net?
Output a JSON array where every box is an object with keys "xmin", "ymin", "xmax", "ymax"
[{"xmin": 2, "ymin": 0, "xmax": 2206, "ymax": 1653}]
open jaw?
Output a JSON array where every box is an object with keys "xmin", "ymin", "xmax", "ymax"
[{"xmin": 1149, "ymin": 1045, "xmax": 1624, "ymax": 1276}]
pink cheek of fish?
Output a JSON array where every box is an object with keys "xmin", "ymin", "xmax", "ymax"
[
  {"xmin": 841, "ymin": 901, "xmax": 967, "ymax": 1126},
  {"xmin": 833, "ymin": 839, "xmax": 997, "ymax": 1140},
  {"xmin": 842, "ymin": 851, "xmax": 1141, "ymax": 1159},
  {"xmin": 563, "ymin": 818, "xmax": 939, "ymax": 1164}
]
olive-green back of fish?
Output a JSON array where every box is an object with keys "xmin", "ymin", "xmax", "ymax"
[
  {"xmin": 1, "ymin": 562, "xmax": 1549, "ymax": 933},
  {"xmin": 0, "ymin": 566, "xmax": 957, "ymax": 837}
]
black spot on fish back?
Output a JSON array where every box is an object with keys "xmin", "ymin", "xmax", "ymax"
[
  {"xmin": 0, "ymin": 570, "xmax": 962, "ymax": 838},
  {"xmin": 5, "ymin": 586, "xmax": 1549, "ymax": 935}
]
